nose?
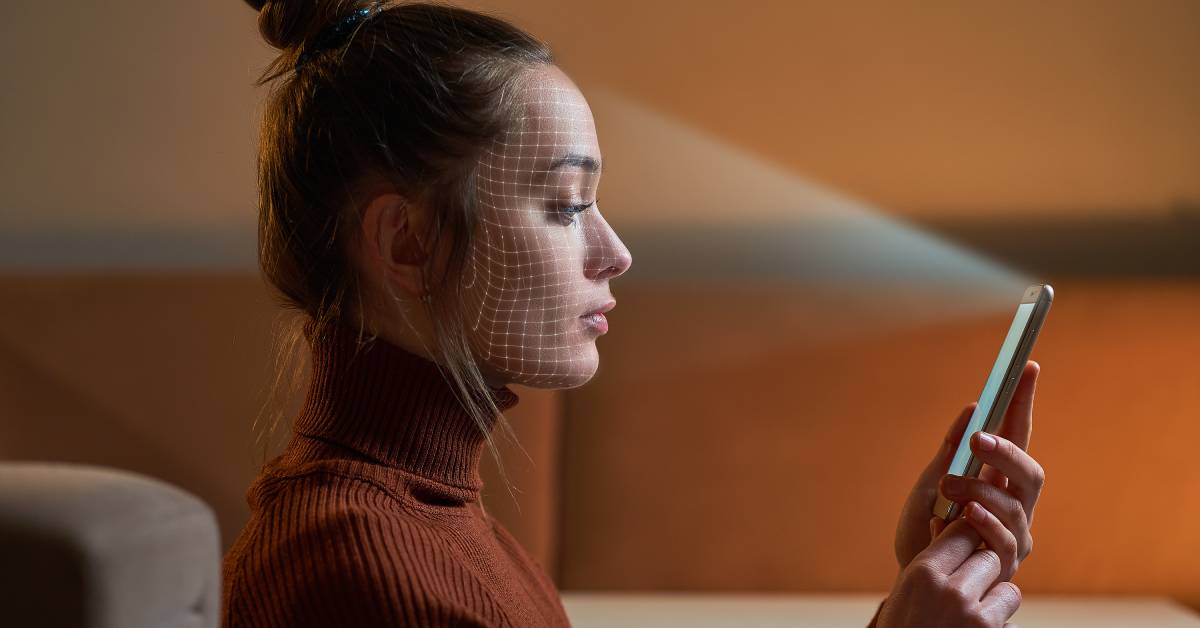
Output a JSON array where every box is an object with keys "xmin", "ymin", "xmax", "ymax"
[{"xmin": 585, "ymin": 206, "xmax": 632, "ymax": 282}]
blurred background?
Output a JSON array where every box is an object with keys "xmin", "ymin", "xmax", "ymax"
[{"xmin": 1, "ymin": 0, "xmax": 1197, "ymax": 615}]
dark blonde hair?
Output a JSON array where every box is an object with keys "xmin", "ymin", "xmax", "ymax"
[{"xmin": 244, "ymin": 0, "xmax": 555, "ymax": 502}]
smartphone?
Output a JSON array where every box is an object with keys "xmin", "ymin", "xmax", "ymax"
[{"xmin": 933, "ymin": 283, "xmax": 1053, "ymax": 521}]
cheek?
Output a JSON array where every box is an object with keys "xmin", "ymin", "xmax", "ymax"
[
  {"xmin": 469, "ymin": 212, "xmax": 579, "ymax": 313},
  {"xmin": 508, "ymin": 222, "xmax": 584, "ymax": 308},
  {"xmin": 529, "ymin": 234, "xmax": 585, "ymax": 316},
  {"xmin": 462, "ymin": 210, "xmax": 601, "ymax": 383}
]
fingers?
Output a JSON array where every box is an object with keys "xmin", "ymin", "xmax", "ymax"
[
  {"xmin": 903, "ymin": 520, "xmax": 1020, "ymax": 626},
  {"xmin": 892, "ymin": 521, "xmax": 1023, "ymax": 628},
  {"xmin": 996, "ymin": 361, "xmax": 1039, "ymax": 451},
  {"xmin": 913, "ymin": 516, "xmax": 982, "ymax": 575},
  {"xmin": 949, "ymin": 546, "xmax": 1003, "ymax": 601},
  {"xmin": 976, "ymin": 360, "xmax": 1038, "ymax": 511},
  {"xmin": 967, "ymin": 430, "xmax": 1046, "ymax": 522},
  {"xmin": 945, "ymin": 362, "xmax": 1038, "ymax": 520},
  {"xmin": 930, "ymin": 515, "xmax": 947, "ymax": 540},
  {"xmin": 979, "ymin": 463, "xmax": 1010, "ymax": 491},
  {"xmin": 939, "ymin": 475, "xmax": 1032, "ymax": 566},
  {"xmin": 955, "ymin": 501, "xmax": 1022, "ymax": 582},
  {"xmin": 982, "ymin": 581, "xmax": 1023, "ymax": 626}
]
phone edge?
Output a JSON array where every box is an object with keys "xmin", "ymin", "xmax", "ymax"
[{"xmin": 932, "ymin": 283, "xmax": 1053, "ymax": 522}]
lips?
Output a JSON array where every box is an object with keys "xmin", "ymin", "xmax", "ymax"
[
  {"xmin": 580, "ymin": 311, "xmax": 609, "ymax": 334},
  {"xmin": 581, "ymin": 299, "xmax": 616, "ymax": 318}
]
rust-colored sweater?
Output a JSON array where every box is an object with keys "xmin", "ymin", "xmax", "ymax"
[{"xmin": 222, "ymin": 320, "xmax": 571, "ymax": 627}]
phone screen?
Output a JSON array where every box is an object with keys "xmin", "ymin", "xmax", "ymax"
[{"xmin": 947, "ymin": 302, "xmax": 1036, "ymax": 476}]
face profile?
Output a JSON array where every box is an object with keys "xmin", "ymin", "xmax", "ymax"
[{"xmin": 462, "ymin": 64, "xmax": 632, "ymax": 389}]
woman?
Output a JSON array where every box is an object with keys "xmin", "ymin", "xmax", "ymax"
[{"xmin": 224, "ymin": 2, "xmax": 1046, "ymax": 627}]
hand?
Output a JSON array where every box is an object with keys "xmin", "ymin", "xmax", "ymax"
[
  {"xmin": 895, "ymin": 361, "xmax": 1045, "ymax": 582},
  {"xmin": 877, "ymin": 517, "xmax": 1023, "ymax": 627}
]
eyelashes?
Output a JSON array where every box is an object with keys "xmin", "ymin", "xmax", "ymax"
[{"xmin": 559, "ymin": 199, "xmax": 597, "ymax": 226}]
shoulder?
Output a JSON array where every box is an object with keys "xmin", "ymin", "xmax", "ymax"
[
  {"xmin": 226, "ymin": 459, "xmax": 436, "ymax": 573},
  {"xmin": 223, "ymin": 466, "xmax": 490, "ymax": 627}
]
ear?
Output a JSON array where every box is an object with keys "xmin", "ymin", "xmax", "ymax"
[{"xmin": 360, "ymin": 192, "xmax": 428, "ymax": 299}]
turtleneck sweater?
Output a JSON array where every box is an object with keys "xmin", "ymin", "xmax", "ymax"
[{"xmin": 221, "ymin": 319, "xmax": 572, "ymax": 627}]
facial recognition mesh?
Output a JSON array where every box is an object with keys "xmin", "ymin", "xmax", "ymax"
[{"xmin": 463, "ymin": 71, "xmax": 628, "ymax": 387}]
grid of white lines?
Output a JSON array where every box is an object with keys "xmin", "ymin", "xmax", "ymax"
[{"xmin": 467, "ymin": 84, "xmax": 603, "ymax": 385}]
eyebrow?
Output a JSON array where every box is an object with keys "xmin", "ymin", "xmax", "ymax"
[{"xmin": 546, "ymin": 153, "xmax": 601, "ymax": 174}]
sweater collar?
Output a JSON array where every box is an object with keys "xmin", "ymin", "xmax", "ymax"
[{"xmin": 291, "ymin": 318, "xmax": 520, "ymax": 493}]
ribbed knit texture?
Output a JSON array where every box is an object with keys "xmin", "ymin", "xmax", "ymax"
[{"xmin": 222, "ymin": 319, "xmax": 571, "ymax": 627}]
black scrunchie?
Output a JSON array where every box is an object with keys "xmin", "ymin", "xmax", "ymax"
[{"xmin": 294, "ymin": 4, "xmax": 383, "ymax": 72}]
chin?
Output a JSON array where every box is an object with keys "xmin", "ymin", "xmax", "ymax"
[{"xmin": 503, "ymin": 343, "xmax": 600, "ymax": 390}]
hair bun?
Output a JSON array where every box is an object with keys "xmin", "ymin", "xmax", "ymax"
[{"xmin": 245, "ymin": 0, "xmax": 375, "ymax": 52}]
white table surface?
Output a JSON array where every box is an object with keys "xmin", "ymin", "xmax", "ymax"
[{"xmin": 561, "ymin": 592, "xmax": 1200, "ymax": 628}]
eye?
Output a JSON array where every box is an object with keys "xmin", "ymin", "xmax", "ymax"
[{"xmin": 559, "ymin": 200, "xmax": 596, "ymax": 226}]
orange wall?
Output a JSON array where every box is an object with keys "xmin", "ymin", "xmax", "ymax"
[
  {"xmin": 2, "ymin": 278, "xmax": 1197, "ymax": 609},
  {"xmin": 475, "ymin": 0, "xmax": 1200, "ymax": 220},
  {"xmin": 2, "ymin": 1, "xmax": 1197, "ymax": 243},
  {"xmin": 559, "ymin": 278, "xmax": 1200, "ymax": 610}
]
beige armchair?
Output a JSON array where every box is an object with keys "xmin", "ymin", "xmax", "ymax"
[{"xmin": 0, "ymin": 462, "xmax": 220, "ymax": 628}]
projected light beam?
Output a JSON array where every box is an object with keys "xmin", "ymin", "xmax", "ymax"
[{"xmin": 586, "ymin": 86, "xmax": 1030, "ymax": 315}]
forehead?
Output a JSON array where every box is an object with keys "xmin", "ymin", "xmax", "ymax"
[{"xmin": 499, "ymin": 66, "xmax": 599, "ymax": 167}]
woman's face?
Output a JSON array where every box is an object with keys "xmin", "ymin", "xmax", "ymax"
[{"xmin": 462, "ymin": 65, "xmax": 632, "ymax": 389}]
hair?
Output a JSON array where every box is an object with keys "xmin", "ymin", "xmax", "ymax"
[{"xmin": 243, "ymin": 0, "xmax": 556, "ymax": 507}]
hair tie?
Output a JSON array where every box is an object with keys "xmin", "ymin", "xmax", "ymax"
[{"xmin": 294, "ymin": 4, "xmax": 384, "ymax": 72}]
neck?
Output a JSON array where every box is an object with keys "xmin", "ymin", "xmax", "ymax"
[
  {"xmin": 290, "ymin": 318, "xmax": 520, "ymax": 493},
  {"xmin": 360, "ymin": 313, "xmax": 514, "ymax": 391}
]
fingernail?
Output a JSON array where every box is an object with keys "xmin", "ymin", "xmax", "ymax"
[
  {"xmin": 942, "ymin": 476, "xmax": 963, "ymax": 497},
  {"xmin": 967, "ymin": 502, "xmax": 986, "ymax": 522},
  {"xmin": 977, "ymin": 432, "xmax": 997, "ymax": 452}
]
